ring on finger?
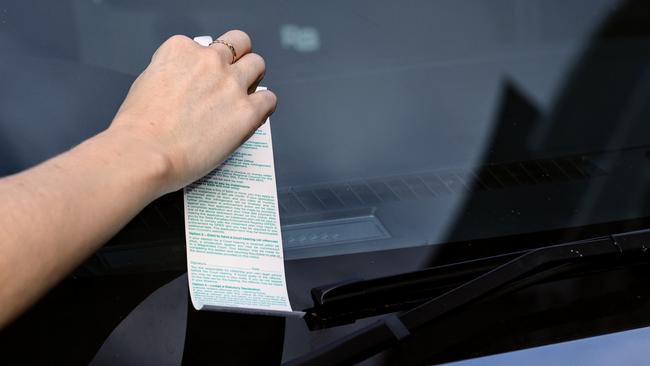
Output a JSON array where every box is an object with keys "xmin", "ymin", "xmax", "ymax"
[{"xmin": 210, "ymin": 39, "xmax": 237, "ymax": 64}]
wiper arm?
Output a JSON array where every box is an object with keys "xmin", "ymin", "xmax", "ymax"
[
  {"xmin": 305, "ymin": 251, "xmax": 523, "ymax": 330},
  {"xmin": 284, "ymin": 229, "xmax": 650, "ymax": 366}
]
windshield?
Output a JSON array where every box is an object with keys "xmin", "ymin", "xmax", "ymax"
[
  {"xmin": 3, "ymin": 0, "xmax": 650, "ymax": 308},
  {"xmin": 8, "ymin": 0, "xmax": 650, "ymax": 365}
]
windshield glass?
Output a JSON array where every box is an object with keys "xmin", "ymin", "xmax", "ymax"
[{"xmin": 3, "ymin": 0, "xmax": 650, "ymax": 303}]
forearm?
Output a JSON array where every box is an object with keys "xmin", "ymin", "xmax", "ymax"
[
  {"xmin": 0, "ymin": 127, "xmax": 171, "ymax": 327},
  {"xmin": 0, "ymin": 30, "xmax": 275, "ymax": 329}
]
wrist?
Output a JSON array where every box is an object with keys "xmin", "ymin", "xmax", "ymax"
[{"xmin": 88, "ymin": 125, "xmax": 177, "ymax": 200}]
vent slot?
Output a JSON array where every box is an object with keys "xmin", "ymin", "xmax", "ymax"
[{"xmin": 279, "ymin": 154, "xmax": 609, "ymax": 215}]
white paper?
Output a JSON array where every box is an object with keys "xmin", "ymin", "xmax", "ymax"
[
  {"xmin": 184, "ymin": 101, "xmax": 295, "ymax": 315},
  {"xmin": 193, "ymin": 35, "xmax": 213, "ymax": 46}
]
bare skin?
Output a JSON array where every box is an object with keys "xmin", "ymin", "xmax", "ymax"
[{"xmin": 0, "ymin": 30, "xmax": 277, "ymax": 328}]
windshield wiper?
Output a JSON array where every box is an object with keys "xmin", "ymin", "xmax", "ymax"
[
  {"xmin": 283, "ymin": 229, "xmax": 650, "ymax": 366},
  {"xmin": 304, "ymin": 251, "xmax": 523, "ymax": 330}
]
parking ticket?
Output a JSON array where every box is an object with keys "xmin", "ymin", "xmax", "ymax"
[{"xmin": 184, "ymin": 89, "xmax": 300, "ymax": 316}]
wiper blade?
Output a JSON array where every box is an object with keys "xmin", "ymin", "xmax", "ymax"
[
  {"xmin": 284, "ymin": 229, "xmax": 650, "ymax": 366},
  {"xmin": 305, "ymin": 252, "xmax": 523, "ymax": 330}
]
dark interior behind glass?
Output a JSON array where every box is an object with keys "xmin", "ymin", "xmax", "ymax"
[{"xmin": 3, "ymin": 0, "xmax": 650, "ymax": 321}]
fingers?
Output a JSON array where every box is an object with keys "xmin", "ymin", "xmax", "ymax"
[
  {"xmin": 209, "ymin": 30, "xmax": 252, "ymax": 64},
  {"xmin": 232, "ymin": 53, "xmax": 266, "ymax": 90},
  {"xmin": 248, "ymin": 89, "xmax": 277, "ymax": 123}
]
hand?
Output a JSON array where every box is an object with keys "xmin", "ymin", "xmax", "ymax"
[{"xmin": 107, "ymin": 30, "xmax": 277, "ymax": 195}]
